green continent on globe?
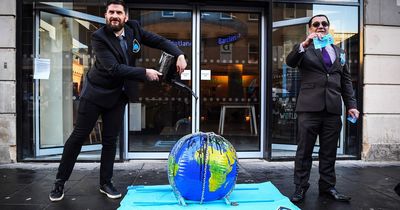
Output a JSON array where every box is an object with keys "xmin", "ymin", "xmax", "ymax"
[
  {"xmin": 195, "ymin": 143, "xmax": 237, "ymax": 192},
  {"xmin": 168, "ymin": 157, "xmax": 179, "ymax": 183}
]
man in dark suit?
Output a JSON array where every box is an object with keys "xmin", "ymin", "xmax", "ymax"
[
  {"xmin": 49, "ymin": 0, "xmax": 186, "ymax": 202},
  {"xmin": 286, "ymin": 14, "xmax": 359, "ymax": 203}
]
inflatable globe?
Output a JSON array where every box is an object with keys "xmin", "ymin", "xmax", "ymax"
[{"xmin": 167, "ymin": 132, "xmax": 239, "ymax": 205}]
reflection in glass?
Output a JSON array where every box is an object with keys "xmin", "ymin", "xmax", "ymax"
[{"xmin": 272, "ymin": 24, "xmax": 305, "ymax": 145}]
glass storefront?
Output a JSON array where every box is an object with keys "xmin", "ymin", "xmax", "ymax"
[
  {"xmin": 36, "ymin": 11, "xmax": 104, "ymax": 156},
  {"xmin": 17, "ymin": 0, "xmax": 361, "ymax": 161},
  {"xmin": 20, "ymin": 1, "xmax": 109, "ymax": 160},
  {"xmin": 271, "ymin": 3, "xmax": 360, "ymax": 158}
]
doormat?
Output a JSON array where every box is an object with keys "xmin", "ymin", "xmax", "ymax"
[{"xmin": 118, "ymin": 182, "xmax": 300, "ymax": 210}]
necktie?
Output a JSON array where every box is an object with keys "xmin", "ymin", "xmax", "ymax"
[
  {"xmin": 118, "ymin": 36, "xmax": 129, "ymax": 65},
  {"xmin": 321, "ymin": 47, "xmax": 332, "ymax": 68}
]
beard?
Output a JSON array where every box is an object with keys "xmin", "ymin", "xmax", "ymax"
[{"xmin": 106, "ymin": 17, "xmax": 125, "ymax": 32}]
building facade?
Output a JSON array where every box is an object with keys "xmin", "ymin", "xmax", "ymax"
[
  {"xmin": 362, "ymin": 0, "xmax": 400, "ymax": 160},
  {"xmin": 0, "ymin": 0, "xmax": 398, "ymax": 163}
]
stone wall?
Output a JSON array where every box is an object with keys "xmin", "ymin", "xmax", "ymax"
[
  {"xmin": 0, "ymin": 0, "xmax": 16, "ymax": 163},
  {"xmin": 363, "ymin": 0, "xmax": 400, "ymax": 161}
]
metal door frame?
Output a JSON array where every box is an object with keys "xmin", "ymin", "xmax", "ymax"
[{"xmin": 33, "ymin": 4, "xmax": 104, "ymax": 156}]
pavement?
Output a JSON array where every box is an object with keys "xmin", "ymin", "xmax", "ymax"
[{"xmin": 0, "ymin": 159, "xmax": 399, "ymax": 210}]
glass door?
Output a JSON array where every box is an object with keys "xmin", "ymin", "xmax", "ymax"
[
  {"xmin": 271, "ymin": 3, "xmax": 360, "ymax": 157},
  {"xmin": 198, "ymin": 10, "xmax": 263, "ymax": 157},
  {"xmin": 126, "ymin": 8, "xmax": 193, "ymax": 158},
  {"xmin": 271, "ymin": 19, "xmax": 346, "ymax": 155},
  {"xmin": 126, "ymin": 6, "xmax": 264, "ymax": 159},
  {"xmin": 271, "ymin": 20, "xmax": 308, "ymax": 154},
  {"xmin": 34, "ymin": 10, "xmax": 104, "ymax": 156}
]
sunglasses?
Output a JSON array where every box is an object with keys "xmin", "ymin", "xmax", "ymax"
[{"xmin": 312, "ymin": 21, "xmax": 329, "ymax": 28}]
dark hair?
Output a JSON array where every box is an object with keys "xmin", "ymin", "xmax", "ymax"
[
  {"xmin": 106, "ymin": 0, "xmax": 126, "ymax": 12},
  {"xmin": 308, "ymin": 14, "xmax": 330, "ymax": 27}
]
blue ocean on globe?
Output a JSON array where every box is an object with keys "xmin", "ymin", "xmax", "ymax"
[{"xmin": 168, "ymin": 132, "xmax": 239, "ymax": 203}]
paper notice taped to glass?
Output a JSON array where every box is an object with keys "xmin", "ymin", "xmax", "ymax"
[{"xmin": 33, "ymin": 58, "xmax": 51, "ymax": 79}]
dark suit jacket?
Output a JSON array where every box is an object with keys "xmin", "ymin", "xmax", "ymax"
[
  {"xmin": 286, "ymin": 43, "xmax": 357, "ymax": 115},
  {"xmin": 81, "ymin": 20, "xmax": 183, "ymax": 108}
]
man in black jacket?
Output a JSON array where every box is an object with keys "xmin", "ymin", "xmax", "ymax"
[
  {"xmin": 49, "ymin": 0, "xmax": 186, "ymax": 202},
  {"xmin": 286, "ymin": 14, "xmax": 359, "ymax": 203}
]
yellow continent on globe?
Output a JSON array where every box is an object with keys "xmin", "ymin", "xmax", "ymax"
[
  {"xmin": 168, "ymin": 157, "xmax": 179, "ymax": 181},
  {"xmin": 195, "ymin": 144, "xmax": 237, "ymax": 192}
]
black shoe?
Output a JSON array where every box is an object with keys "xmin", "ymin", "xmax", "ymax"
[
  {"xmin": 290, "ymin": 185, "xmax": 309, "ymax": 203},
  {"xmin": 319, "ymin": 187, "xmax": 351, "ymax": 202},
  {"xmin": 394, "ymin": 183, "xmax": 400, "ymax": 197},
  {"xmin": 100, "ymin": 183, "xmax": 122, "ymax": 199},
  {"xmin": 49, "ymin": 182, "xmax": 64, "ymax": 202}
]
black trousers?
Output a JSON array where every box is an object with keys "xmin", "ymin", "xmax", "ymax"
[
  {"xmin": 294, "ymin": 111, "xmax": 342, "ymax": 190},
  {"xmin": 56, "ymin": 97, "xmax": 126, "ymax": 186}
]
